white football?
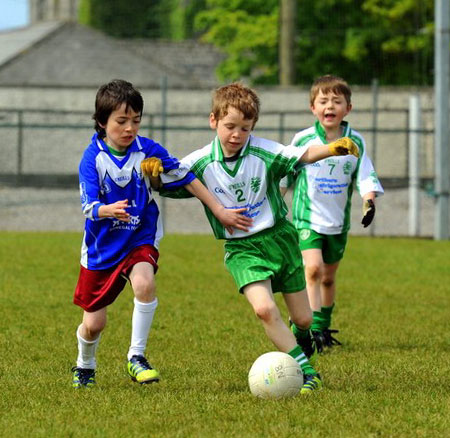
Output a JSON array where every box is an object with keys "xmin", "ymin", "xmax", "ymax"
[{"xmin": 248, "ymin": 351, "xmax": 303, "ymax": 399}]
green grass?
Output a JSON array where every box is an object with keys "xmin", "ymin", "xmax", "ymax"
[{"xmin": 0, "ymin": 232, "xmax": 449, "ymax": 437}]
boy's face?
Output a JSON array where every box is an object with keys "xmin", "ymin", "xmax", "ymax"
[
  {"xmin": 310, "ymin": 90, "xmax": 351, "ymax": 131},
  {"xmin": 100, "ymin": 103, "xmax": 141, "ymax": 151},
  {"xmin": 209, "ymin": 106, "xmax": 254, "ymax": 157}
]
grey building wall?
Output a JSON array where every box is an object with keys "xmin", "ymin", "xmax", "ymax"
[{"xmin": 0, "ymin": 84, "xmax": 436, "ymax": 179}]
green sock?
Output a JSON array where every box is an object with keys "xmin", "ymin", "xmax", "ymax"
[
  {"xmin": 288, "ymin": 345, "xmax": 315, "ymax": 376},
  {"xmin": 291, "ymin": 323, "xmax": 310, "ymax": 340},
  {"xmin": 321, "ymin": 304, "xmax": 335, "ymax": 329},
  {"xmin": 311, "ymin": 311, "xmax": 326, "ymax": 331}
]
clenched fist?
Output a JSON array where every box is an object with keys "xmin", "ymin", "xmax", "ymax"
[
  {"xmin": 141, "ymin": 157, "xmax": 164, "ymax": 177},
  {"xmin": 328, "ymin": 137, "xmax": 359, "ymax": 158}
]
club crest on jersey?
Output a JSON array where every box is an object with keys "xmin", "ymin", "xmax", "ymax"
[
  {"xmin": 250, "ymin": 177, "xmax": 261, "ymax": 193},
  {"xmin": 370, "ymin": 170, "xmax": 379, "ymax": 184},
  {"xmin": 300, "ymin": 229, "xmax": 311, "ymax": 240},
  {"xmin": 343, "ymin": 162, "xmax": 352, "ymax": 175},
  {"xmin": 101, "ymin": 181, "xmax": 112, "ymax": 194}
]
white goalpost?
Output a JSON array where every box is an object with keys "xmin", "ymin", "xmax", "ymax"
[{"xmin": 434, "ymin": 0, "xmax": 450, "ymax": 240}]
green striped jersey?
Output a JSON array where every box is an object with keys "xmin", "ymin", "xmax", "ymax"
[
  {"xmin": 177, "ymin": 135, "xmax": 309, "ymax": 239},
  {"xmin": 281, "ymin": 121, "xmax": 384, "ymax": 234}
]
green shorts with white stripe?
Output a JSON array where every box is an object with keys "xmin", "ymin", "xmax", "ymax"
[{"xmin": 224, "ymin": 219, "xmax": 306, "ymax": 293}]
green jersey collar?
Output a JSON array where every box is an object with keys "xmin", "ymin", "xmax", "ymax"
[
  {"xmin": 314, "ymin": 120, "xmax": 350, "ymax": 143},
  {"xmin": 212, "ymin": 135, "xmax": 251, "ymax": 177},
  {"xmin": 212, "ymin": 135, "xmax": 251, "ymax": 161}
]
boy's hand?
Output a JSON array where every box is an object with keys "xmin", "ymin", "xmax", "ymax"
[
  {"xmin": 361, "ymin": 199, "xmax": 375, "ymax": 227},
  {"xmin": 328, "ymin": 137, "xmax": 359, "ymax": 158},
  {"xmin": 141, "ymin": 157, "xmax": 164, "ymax": 177},
  {"xmin": 216, "ymin": 206, "xmax": 253, "ymax": 234},
  {"xmin": 102, "ymin": 199, "xmax": 130, "ymax": 222}
]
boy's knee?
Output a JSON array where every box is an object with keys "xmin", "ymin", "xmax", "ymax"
[
  {"xmin": 132, "ymin": 278, "xmax": 156, "ymax": 303},
  {"xmin": 253, "ymin": 301, "xmax": 278, "ymax": 323},
  {"xmin": 82, "ymin": 320, "xmax": 105, "ymax": 339},
  {"xmin": 305, "ymin": 264, "xmax": 323, "ymax": 282},
  {"xmin": 291, "ymin": 312, "xmax": 313, "ymax": 330},
  {"xmin": 322, "ymin": 276, "xmax": 335, "ymax": 289}
]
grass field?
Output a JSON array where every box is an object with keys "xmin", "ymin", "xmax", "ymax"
[{"xmin": 0, "ymin": 232, "xmax": 449, "ymax": 438}]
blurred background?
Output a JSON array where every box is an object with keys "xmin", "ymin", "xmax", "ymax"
[{"xmin": 0, "ymin": 0, "xmax": 447, "ymax": 239}]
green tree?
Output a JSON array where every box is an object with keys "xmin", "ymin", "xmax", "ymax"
[
  {"xmin": 80, "ymin": 0, "xmax": 206, "ymax": 40},
  {"xmin": 195, "ymin": 0, "xmax": 279, "ymax": 84},
  {"xmin": 170, "ymin": 0, "xmax": 208, "ymax": 40},
  {"xmin": 358, "ymin": 0, "xmax": 434, "ymax": 84},
  {"xmin": 195, "ymin": 0, "xmax": 434, "ymax": 85},
  {"xmin": 80, "ymin": 0, "xmax": 172, "ymax": 39}
]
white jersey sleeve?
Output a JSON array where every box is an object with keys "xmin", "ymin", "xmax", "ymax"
[{"xmin": 353, "ymin": 132, "xmax": 384, "ymax": 197}]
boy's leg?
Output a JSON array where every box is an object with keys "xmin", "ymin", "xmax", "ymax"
[
  {"xmin": 321, "ymin": 262, "xmax": 342, "ymax": 347},
  {"xmin": 321, "ymin": 261, "xmax": 339, "ymax": 308},
  {"xmin": 299, "ymin": 248, "xmax": 328, "ymax": 351},
  {"xmin": 72, "ymin": 308, "xmax": 106, "ymax": 388},
  {"xmin": 282, "ymin": 290, "xmax": 324, "ymax": 394},
  {"xmin": 302, "ymin": 248, "xmax": 324, "ymax": 311},
  {"xmin": 283, "ymin": 289, "xmax": 317, "ymax": 364},
  {"xmin": 127, "ymin": 262, "xmax": 159, "ymax": 384},
  {"xmin": 244, "ymin": 281, "xmax": 321, "ymax": 393},
  {"xmin": 318, "ymin": 232, "xmax": 348, "ymax": 347},
  {"xmin": 244, "ymin": 280, "xmax": 296, "ymax": 352}
]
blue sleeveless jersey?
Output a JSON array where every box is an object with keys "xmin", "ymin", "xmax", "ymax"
[{"xmin": 79, "ymin": 133, "xmax": 195, "ymax": 270}]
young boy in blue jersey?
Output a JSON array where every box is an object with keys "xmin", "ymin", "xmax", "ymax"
[
  {"xmin": 71, "ymin": 79, "xmax": 252, "ymax": 388},
  {"xmin": 280, "ymin": 75, "xmax": 384, "ymax": 351},
  {"xmin": 150, "ymin": 83, "xmax": 360, "ymax": 394}
]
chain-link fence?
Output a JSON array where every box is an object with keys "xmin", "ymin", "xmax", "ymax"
[
  {"xmin": 0, "ymin": 103, "xmax": 441, "ymax": 237},
  {"xmin": 0, "ymin": 106, "xmax": 435, "ymax": 189}
]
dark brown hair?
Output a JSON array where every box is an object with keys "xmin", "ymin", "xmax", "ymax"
[
  {"xmin": 93, "ymin": 79, "xmax": 144, "ymax": 137},
  {"xmin": 310, "ymin": 75, "xmax": 352, "ymax": 106}
]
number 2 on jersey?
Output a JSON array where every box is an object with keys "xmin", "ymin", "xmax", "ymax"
[{"xmin": 235, "ymin": 189, "xmax": 246, "ymax": 202}]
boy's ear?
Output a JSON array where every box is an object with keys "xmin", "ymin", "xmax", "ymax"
[{"xmin": 209, "ymin": 113, "xmax": 218, "ymax": 129}]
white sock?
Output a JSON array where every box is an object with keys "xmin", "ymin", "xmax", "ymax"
[
  {"xmin": 128, "ymin": 297, "xmax": 158, "ymax": 360},
  {"xmin": 76, "ymin": 324, "xmax": 100, "ymax": 369}
]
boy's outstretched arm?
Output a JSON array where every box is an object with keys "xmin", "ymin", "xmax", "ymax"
[
  {"xmin": 301, "ymin": 137, "xmax": 359, "ymax": 163},
  {"xmin": 185, "ymin": 179, "xmax": 253, "ymax": 234},
  {"xmin": 141, "ymin": 156, "xmax": 252, "ymax": 233}
]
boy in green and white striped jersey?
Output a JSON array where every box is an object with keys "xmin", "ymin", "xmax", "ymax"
[
  {"xmin": 281, "ymin": 75, "xmax": 384, "ymax": 351},
  {"xmin": 159, "ymin": 82, "xmax": 359, "ymax": 394}
]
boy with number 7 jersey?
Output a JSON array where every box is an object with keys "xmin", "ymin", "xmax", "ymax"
[{"xmin": 280, "ymin": 75, "xmax": 384, "ymax": 351}]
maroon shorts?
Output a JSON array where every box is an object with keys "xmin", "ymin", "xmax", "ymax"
[{"xmin": 73, "ymin": 244, "xmax": 159, "ymax": 312}]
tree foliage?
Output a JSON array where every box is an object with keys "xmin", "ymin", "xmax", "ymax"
[
  {"xmin": 195, "ymin": 1, "xmax": 279, "ymax": 84},
  {"xmin": 80, "ymin": 0, "xmax": 434, "ymax": 85},
  {"xmin": 195, "ymin": 0, "xmax": 434, "ymax": 85},
  {"xmin": 80, "ymin": 0, "xmax": 206, "ymax": 40},
  {"xmin": 81, "ymin": 0, "xmax": 173, "ymax": 39}
]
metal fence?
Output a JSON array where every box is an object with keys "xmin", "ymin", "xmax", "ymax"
[{"xmin": 0, "ymin": 106, "xmax": 435, "ymax": 191}]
